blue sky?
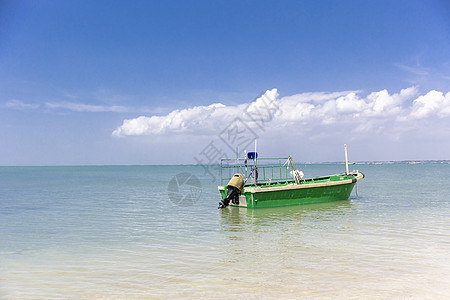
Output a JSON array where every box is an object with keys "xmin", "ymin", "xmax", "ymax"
[{"xmin": 1, "ymin": 0, "xmax": 450, "ymax": 165}]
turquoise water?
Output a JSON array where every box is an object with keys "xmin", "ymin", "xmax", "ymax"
[{"xmin": 1, "ymin": 164, "xmax": 449, "ymax": 299}]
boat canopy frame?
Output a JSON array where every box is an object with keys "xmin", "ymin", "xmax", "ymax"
[{"xmin": 220, "ymin": 156, "xmax": 299, "ymax": 186}]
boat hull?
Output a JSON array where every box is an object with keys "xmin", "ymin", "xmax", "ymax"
[{"xmin": 218, "ymin": 172, "xmax": 363, "ymax": 208}]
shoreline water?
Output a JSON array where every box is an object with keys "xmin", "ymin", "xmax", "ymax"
[{"xmin": 1, "ymin": 163, "xmax": 449, "ymax": 298}]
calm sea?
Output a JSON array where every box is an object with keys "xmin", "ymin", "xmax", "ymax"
[{"xmin": 1, "ymin": 164, "xmax": 449, "ymax": 299}]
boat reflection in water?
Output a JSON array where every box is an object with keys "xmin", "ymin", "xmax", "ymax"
[{"xmin": 218, "ymin": 199, "xmax": 355, "ymax": 233}]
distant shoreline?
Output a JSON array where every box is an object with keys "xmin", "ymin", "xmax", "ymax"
[
  {"xmin": 1, "ymin": 160, "xmax": 450, "ymax": 167},
  {"xmin": 322, "ymin": 160, "xmax": 450, "ymax": 165}
]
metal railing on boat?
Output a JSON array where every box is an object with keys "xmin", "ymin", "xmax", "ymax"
[{"xmin": 220, "ymin": 157, "xmax": 295, "ymax": 186}]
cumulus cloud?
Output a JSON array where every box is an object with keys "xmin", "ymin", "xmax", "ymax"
[
  {"xmin": 112, "ymin": 103, "xmax": 232, "ymax": 136},
  {"xmin": 112, "ymin": 87, "xmax": 450, "ymax": 138},
  {"xmin": 110, "ymin": 92, "xmax": 270, "ymax": 137},
  {"xmin": 410, "ymin": 90, "xmax": 450, "ymax": 119}
]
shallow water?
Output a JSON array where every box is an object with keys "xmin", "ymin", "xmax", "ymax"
[{"xmin": 1, "ymin": 164, "xmax": 449, "ymax": 299}]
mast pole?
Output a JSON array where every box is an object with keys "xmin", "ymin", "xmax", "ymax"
[
  {"xmin": 254, "ymin": 139, "xmax": 257, "ymax": 184},
  {"xmin": 344, "ymin": 144, "xmax": 349, "ymax": 175}
]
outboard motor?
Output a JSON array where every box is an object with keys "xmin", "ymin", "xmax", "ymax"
[{"xmin": 219, "ymin": 173, "xmax": 244, "ymax": 208}]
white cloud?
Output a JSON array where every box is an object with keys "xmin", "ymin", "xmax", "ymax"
[
  {"xmin": 45, "ymin": 102, "xmax": 129, "ymax": 113},
  {"xmin": 112, "ymin": 87, "xmax": 450, "ymax": 140},
  {"xmin": 2, "ymin": 99, "xmax": 133, "ymax": 113},
  {"xmin": 3, "ymin": 100, "xmax": 39, "ymax": 110},
  {"xmin": 396, "ymin": 63, "xmax": 429, "ymax": 76},
  {"xmin": 335, "ymin": 92, "xmax": 366, "ymax": 114},
  {"xmin": 112, "ymin": 90, "xmax": 282, "ymax": 137},
  {"xmin": 112, "ymin": 102, "xmax": 244, "ymax": 137},
  {"xmin": 410, "ymin": 90, "xmax": 450, "ymax": 119},
  {"xmin": 114, "ymin": 103, "xmax": 233, "ymax": 136}
]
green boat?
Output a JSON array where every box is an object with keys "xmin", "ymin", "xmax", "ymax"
[{"xmin": 218, "ymin": 145, "xmax": 364, "ymax": 209}]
